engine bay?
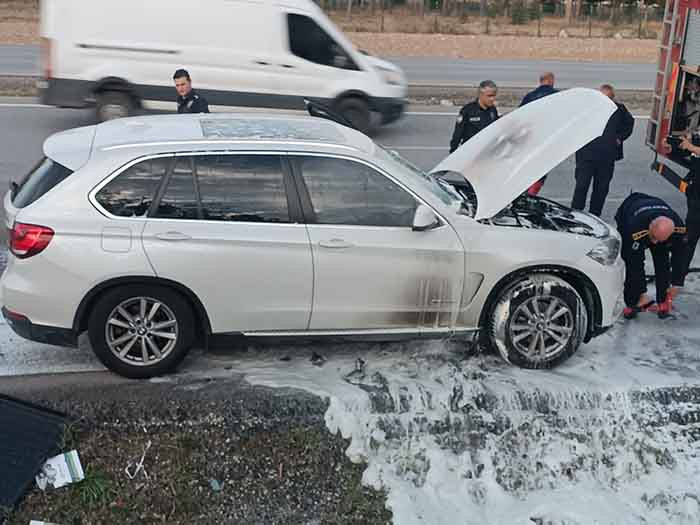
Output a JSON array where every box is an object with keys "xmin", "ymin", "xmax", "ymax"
[{"xmin": 441, "ymin": 175, "xmax": 609, "ymax": 238}]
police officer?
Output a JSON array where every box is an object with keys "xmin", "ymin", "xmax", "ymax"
[
  {"xmin": 173, "ymin": 69, "xmax": 210, "ymax": 114},
  {"xmin": 449, "ymin": 80, "xmax": 499, "ymax": 153},
  {"xmin": 519, "ymin": 71, "xmax": 557, "ymax": 107},
  {"xmin": 572, "ymin": 84, "xmax": 634, "ymax": 217},
  {"xmin": 615, "ymin": 193, "xmax": 688, "ymax": 319},
  {"xmin": 520, "ymin": 72, "xmax": 558, "ymax": 196}
]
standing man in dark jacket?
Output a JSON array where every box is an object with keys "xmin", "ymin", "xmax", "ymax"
[
  {"xmin": 615, "ymin": 193, "xmax": 687, "ymax": 319},
  {"xmin": 572, "ymin": 84, "xmax": 634, "ymax": 216},
  {"xmin": 520, "ymin": 72, "xmax": 557, "ymax": 107},
  {"xmin": 520, "ymin": 72, "xmax": 558, "ymax": 196},
  {"xmin": 174, "ymin": 69, "xmax": 210, "ymax": 114},
  {"xmin": 449, "ymin": 80, "xmax": 499, "ymax": 153}
]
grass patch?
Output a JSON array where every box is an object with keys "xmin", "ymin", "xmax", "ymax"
[{"xmin": 7, "ymin": 421, "xmax": 391, "ymax": 524}]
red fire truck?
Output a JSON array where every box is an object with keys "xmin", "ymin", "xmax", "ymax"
[{"xmin": 648, "ymin": 0, "xmax": 700, "ymax": 189}]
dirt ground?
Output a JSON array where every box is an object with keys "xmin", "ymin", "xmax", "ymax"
[
  {"xmin": 0, "ymin": 0, "xmax": 658, "ymax": 63},
  {"xmin": 4, "ymin": 373, "xmax": 392, "ymax": 525},
  {"xmin": 349, "ymin": 31, "xmax": 658, "ymax": 62},
  {"xmin": 0, "ymin": 0, "xmax": 37, "ymax": 45}
]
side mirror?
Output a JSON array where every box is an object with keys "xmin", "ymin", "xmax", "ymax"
[{"xmin": 412, "ymin": 204, "xmax": 441, "ymax": 232}]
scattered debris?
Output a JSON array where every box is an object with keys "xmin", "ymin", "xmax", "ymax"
[
  {"xmin": 344, "ymin": 357, "xmax": 367, "ymax": 384},
  {"xmin": 558, "ymin": 29, "xmax": 569, "ymax": 38},
  {"xmin": 208, "ymin": 479, "xmax": 224, "ymax": 492},
  {"xmin": 36, "ymin": 450, "xmax": 85, "ymax": 491},
  {"xmin": 125, "ymin": 440, "xmax": 151, "ymax": 480},
  {"xmin": 439, "ymin": 99, "xmax": 453, "ymax": 106},
  {"xmin": 310, "ymin": 352, "xmax": 326, "ymax": 367}
]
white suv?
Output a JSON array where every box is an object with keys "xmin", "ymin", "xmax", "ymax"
[{"xmin": 1, "ymin": 88, "xmax": 625, "ymax": 378}]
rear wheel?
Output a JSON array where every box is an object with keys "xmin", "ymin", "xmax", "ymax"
[
  {"xmin": 484, "ymin": 274, "xmax": 588, "ymax": 369},
  {"xmin": 96, "ymin": 90, "xmax": 134, "ymax": 122},
  {"xmin": 88, "ymin": 285, "xmax": 195, "ymax": 378},
  {"xmin": 336, "ymin": 97, "xmax": 373, "ymax": 135}
]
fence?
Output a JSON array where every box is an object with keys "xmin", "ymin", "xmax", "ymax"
[{"xmin": 323, "ymin": 0, "xmax": 665, "ymax": 38}]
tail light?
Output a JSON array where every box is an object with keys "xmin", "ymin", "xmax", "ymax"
[
  {"xmin": 9, "ymin": 223, "xmax": 54, "ymax": 259},
  {"xmin": 41, "ymin": 37, "xmax": 53, "ymax": 79}
]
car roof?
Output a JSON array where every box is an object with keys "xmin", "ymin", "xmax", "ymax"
[{"xmin": 88, "ymin": 113, "xmax": 376, "ymax": 157}]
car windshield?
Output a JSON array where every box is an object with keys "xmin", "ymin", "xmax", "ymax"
[{"xmin": 375, "ymin": 145, "xmax": 465, "ymax": 210}]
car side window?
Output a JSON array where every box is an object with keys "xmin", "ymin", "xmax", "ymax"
[
  {"xmin": 287, "ymin": 14, "xmax": 359, "ymax": 71},
  {"xmin": 96, "ymin": 158, "xmax": 168, "ymax": 217},
  {"xmin": 298, "ymin": 157, "xmax": 418, "ymax": 227},
  {"xmin": 154, "ymin": 158, "xmax": 199, "ymax": 220},
  {"xmin": 195, "ymin": 155, "xmax": 290, "ymax": 223}
]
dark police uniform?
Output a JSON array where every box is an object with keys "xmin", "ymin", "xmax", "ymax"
[
  {"xmin": 614, "ymin": 193, "xmax": 687, "ymax": 308},
  {"xmin": 572, "ymin": 101, "xmax": 634, "ymax": 216},
  {"xmin": 449, "ymin": 101, "xmax": 499, "ymax": 153},
  {"xmin": 519, "ymin": 84, "xmax": 557, "ymax": 107},
  {"xmin": 177, "ymin": 89, "xmax": 210, "ymax": 114}
]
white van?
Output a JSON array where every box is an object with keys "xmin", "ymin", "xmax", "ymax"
[{"xmin": 38, "ymin": 0, "xmax": 407, "ymax": 133}]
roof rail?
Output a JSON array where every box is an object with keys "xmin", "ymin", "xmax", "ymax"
[{"xmin": 304, "ymin": 98, "xmax": 360, "ymax": 133}]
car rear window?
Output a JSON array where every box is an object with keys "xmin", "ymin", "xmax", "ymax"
[
  {"xmin": 95, "ymin": 158, "xmax": 169, "ymax": 218},
  {"xmin": 12, "ymin": 157, "xmax": 73, "ymax": 208}
]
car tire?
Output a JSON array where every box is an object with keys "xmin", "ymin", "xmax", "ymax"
[
  {"xmin": 484, "ymin": 274, "xmax": 588, "ymax": 369},
  {"xmin": 336, "ymin": 97, "xmax": 373, "ymax": 135},
  {"xmin": 95, "ymin": 90, "xmax": 134, "ymax": 122},
  {"xmin": 88, "ymin": 285, "xmax": 196, "ymax": 379}
]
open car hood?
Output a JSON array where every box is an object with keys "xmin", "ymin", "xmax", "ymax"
[{"xmin": 429, "ymin": 88, "xmax": 617, "ymax": 220}]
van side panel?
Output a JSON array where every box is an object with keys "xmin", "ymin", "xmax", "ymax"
[{"xmin": 39, "ymin": 0, "xmax": 405, "ymax": 122}]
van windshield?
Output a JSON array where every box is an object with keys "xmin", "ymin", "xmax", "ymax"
[
  {"xmin": 13, "ymin": 157, "xmax": 73, "ymax": 208},
  {"xmin": 287, "ymin": 14, "xmax": 359, "ymax": 71}
]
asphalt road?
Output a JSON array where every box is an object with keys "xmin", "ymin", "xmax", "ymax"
[
  {"xmin": 391, "ymin": 57, "xmax": 656, "ymax": 89},
  {"xmin": 0, "ymin": 44, "xmax": 656, "ymax": 88}
]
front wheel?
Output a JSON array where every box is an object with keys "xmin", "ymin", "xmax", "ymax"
[
  {"xmin": 336, "ymin": 97, "xmax": 373, "ymax": 135},
  {"xmin": 88, "ymin": 285, "xmax": 196, "ymax": 379},
  {"xmin": 485, "ymin": 274, "xmax": 588, "ymax": 369}
]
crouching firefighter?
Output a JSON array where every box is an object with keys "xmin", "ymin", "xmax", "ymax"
[{"xmin": 615, "ymin": 193, "xmax": 688, "ymax": 319}]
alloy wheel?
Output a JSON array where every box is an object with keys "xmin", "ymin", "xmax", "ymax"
[
  {"xmin": 105, "ymin": 297, "xmax": 179, "ymax": 367},
  {"xmin": 508, "ymin": 296, "xmax": 574, "ymax": 360}
]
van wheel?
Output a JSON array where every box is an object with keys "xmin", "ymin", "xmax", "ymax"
[
  {"xmin": 96, "ymin": 91, "xmax": 133, "ymax": 121},
  {"xmin": 88, "ymin": 285, "xmax": 196, "ymax": 379},
  {"xmin": 484, "ymin": 274, "xmax": 588, "ymax": 369},
  {"xmin": 336, "ymin": 97, "xmax": 373, "ymax": 135}
]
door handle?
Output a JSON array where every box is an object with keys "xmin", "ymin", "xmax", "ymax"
[
  {"xmin": 254, "ymin": 60, "xmax": 271, "ymax": 66},
  {"xmin": 319, "ymin": 238, "xmax": 354, "ymax": 249},
  {"xmin": 155, "ymin": 231, "xmax": 191, "ymax": 241}
]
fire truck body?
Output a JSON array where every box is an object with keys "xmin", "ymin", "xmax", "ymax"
[{"xmin": 648, "ymin": 0, "xmax": 700, "ymax": 180}]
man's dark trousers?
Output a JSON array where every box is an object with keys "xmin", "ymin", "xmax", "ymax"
[{"xmin": 572, "ymin": 159, "xmax": 615, "ymax": 217}]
